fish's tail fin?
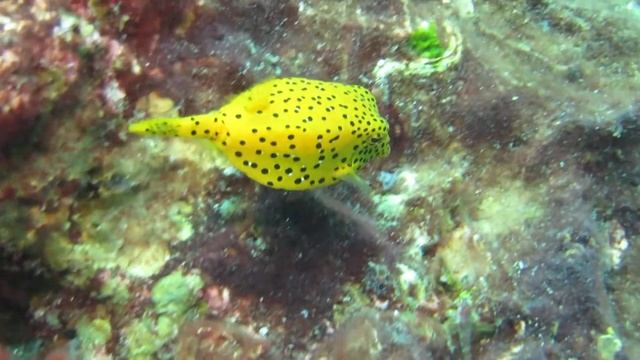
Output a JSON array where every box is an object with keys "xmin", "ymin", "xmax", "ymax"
[{"xmin": 128, "ymin": 113, "xmax": 227, "ymax": 142}]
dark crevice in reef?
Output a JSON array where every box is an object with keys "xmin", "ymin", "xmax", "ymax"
[
  {"xmin": 185, "ymin": 188, "xmax": 381, "ymax": 337},
  {"xmin": 0, "ymin": 250, "xmax": 61, "ymax": 344}
]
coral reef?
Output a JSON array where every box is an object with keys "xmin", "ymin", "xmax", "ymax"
[
  {"xmin": 1, "ymin": 0, "xmax": 639, "ymax": 358},
  {"xmin": 0, "ymin": 2, "xmax": 81, "ymax": 150}
]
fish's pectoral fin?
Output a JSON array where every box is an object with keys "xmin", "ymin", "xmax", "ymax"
[
  {"xmin": 344, "ymin": 172, "xmax": 373, "ymax": 195},
  {"xmin": 333, "ymin": 165, "xmax": 373, "ymax": 194},
  {"xmin": 333, "ymin": 164, "xmax": 354, "ymax": 179}
]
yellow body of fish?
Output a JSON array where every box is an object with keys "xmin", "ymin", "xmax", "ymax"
[{"xmin": 128, "ymin": 77, "xmax": 390, "ymax": 190}]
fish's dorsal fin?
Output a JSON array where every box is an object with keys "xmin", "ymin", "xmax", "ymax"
[
  {"xmin": 244, "ymin": 90, "xmax": 270, "ymax": 114},
  {"xmin": 221, "ymin": 78, "xmax": 275, "ymax": 115}
]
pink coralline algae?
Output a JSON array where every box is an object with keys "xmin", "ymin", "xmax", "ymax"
[{"xmin": 0, "ymin": 2, "xmax": 80, "ymax": 150}]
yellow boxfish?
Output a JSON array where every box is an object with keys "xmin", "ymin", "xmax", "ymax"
[{"xmin": 128, "ymin": 77, "xmax": 390, "ymax": 190}]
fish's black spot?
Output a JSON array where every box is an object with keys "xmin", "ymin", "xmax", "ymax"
[
  {"xmin": 252, "ymin": 128, "xmax": 258, "ymax": 133},
  {"xmin": 277, "ymin": 176, "xmax": 283, "ymax": 182},
  {"xmin": 285, "ymin": 168, "xmax": 293, "ymax": 174},
  {"xmin": 236, "ymin": 114, "xmax": 242, "ymax": 119},
  {"xmin": 261, "ymin": 168, "xmax": 269, "ymax": 175},
  {"xmin": 294, "ymin": 178, "xmax": 302, "ymax": 184},
  {"xmin": 235, "ymin": 151, "xmax": 242, "ymax": 157},
  {"xmin": 191, "ymin": 130, "xmax": 197, "ymax": 136},
  {"xmin": 288, "ymin": 134, "xmax": 295, "ymax": 140},
  {"xmin": 259, "ymin": 137, "xmax": 266, "ymax": 143},
  {"xmin": 274, "ymin": 164, "xmax": 281, "ymax": 170},
  {"xmin": 270, "ymin": 153, "xmax": 278, "ymax": 158}
]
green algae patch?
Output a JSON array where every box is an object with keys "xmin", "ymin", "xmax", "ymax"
[
  {"xmin": 395, "ymin": 263, "xmax": 430, "ymax": 309},
  {"xmin": 151, "ymin": 270, "xmax": 204, "ymax": 316},
  {"xmin": 373, "ymin": 150, "xmax": 470, "ymax": 228},
  {"xmin": 120, "ymin": 271, "xmax": 204, "ymax": 359},
  {"xmin": 213, "ymin": 195, "xmax": 247, "ymax": 220},
  {"xmin": 332, "ymin": 284, "xmax": 373, "ymax": 325},
  {"xmin": 38, "ymin": 188, "xmax": 202, "ymax": 285},
  {"xmin": 373, "ymin": 193, "xmax": 408, "ymax": 227},
  {"xmin": 438, "ymin": 225, "xmax": 491, "ymax": 290},
  {"xmin": 597, "ymin": 327, "xmax": 623, "ymax": 360},
  {"xmin": 123, "ymin": 316, "xmax": 165, "ymax": 360},
  {"xmin": 76, "ymin": 316, "xmax": 112, "ymax": 355},
  {"xmin": 98, "ymin": 276, "xmax": 131, "ymax": 306},
  {"xmin": 473, "ymin": 182, "xmax": 545, "ymax": 239},
  {"xmin": 408, "ymin": 23, "xmax": 445, "ymax": 59},
  {"xmin": 374, "ymin": 20, "xmax": 463, "ymax": 80},
  {"xmin": 167, "ymin": 201, "xmax": 195, "ymax": 242}
]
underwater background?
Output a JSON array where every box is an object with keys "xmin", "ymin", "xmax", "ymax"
[{"xmin": 1, "ymin": 0, "xmax": 639, "ymax": 359}]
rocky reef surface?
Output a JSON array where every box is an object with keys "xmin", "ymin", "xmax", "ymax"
[{"xmin": 0, "ymin": 0, "xmax": 639, "ymax": 359}]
